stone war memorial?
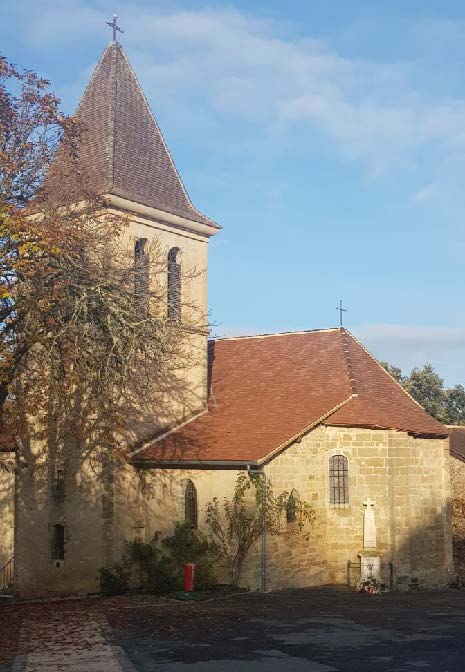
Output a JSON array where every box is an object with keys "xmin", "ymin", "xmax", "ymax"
[{"xmin": 0, "ymin": 32, "xmax": 456, "ymax": 599}]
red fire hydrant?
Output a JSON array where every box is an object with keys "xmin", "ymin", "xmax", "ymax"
[{"xmin": 183, "ymin": 562, "xmax": 197, "ymax": 592}]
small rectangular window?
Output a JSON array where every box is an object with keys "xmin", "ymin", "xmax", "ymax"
[{"xmin": 51, "ymin": 524, "xmax": 65, "ymax": 561}]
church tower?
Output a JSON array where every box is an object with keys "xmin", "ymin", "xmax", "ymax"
[
  {"xmin": 67, "ymin": 37, "xmax": 219, "ymax": 428},
  {"xmin": 13, "ymin": 38, "xmax": 219, "ymax": 597}
]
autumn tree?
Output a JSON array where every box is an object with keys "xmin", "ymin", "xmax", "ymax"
[{"xmin": 0, "ymin": 56, "xmax": 204, "ymax": 468}]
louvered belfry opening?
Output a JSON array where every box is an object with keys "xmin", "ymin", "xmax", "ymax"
[
  {"xmin": 167, "ymin": 247, "xmax": 181, "ymax": 321},
  {"xmin": 134, "ymin": 238, "xmax": 149, "ymax": 313},
  {"xmin": 329, "ymin": 454, "xmax": 349, "ymax": 505}
]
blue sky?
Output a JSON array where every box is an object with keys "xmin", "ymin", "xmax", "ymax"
[{"xmin": 2, "ymin": 0, "xmax": 465, "ymax": 385}]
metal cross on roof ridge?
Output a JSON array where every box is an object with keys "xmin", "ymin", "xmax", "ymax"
[
  {"xmin": 106, "ymin": 14, "xmax": 124, "ymax": 42},
  {"xmin": 336, "ymin": 299, "xmax": 347, "ymax": 327}
]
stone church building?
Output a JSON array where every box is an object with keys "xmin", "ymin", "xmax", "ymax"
[{"xmin": 0, "ymin": 40, "xmax": 456, "ymax": 597}]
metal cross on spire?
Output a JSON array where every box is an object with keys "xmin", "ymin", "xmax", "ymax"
[
  {"xmin": 336, "ymin": 299, "xmax": 347, "ymax": 327},
  {"xmin": 106, "ymin": 14, "xmax": 124, "ymax": 42}
]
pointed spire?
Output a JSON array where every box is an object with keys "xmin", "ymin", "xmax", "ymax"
[{"xmin": 55, "ymin": 43, "xmax": 217, "ymax": 228}]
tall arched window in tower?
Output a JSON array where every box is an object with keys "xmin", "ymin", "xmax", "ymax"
[
  {"xmin": 134, "ymin": 238, "xmax": 149, "ymax": 313},
  {"xmin": 167, "ymin": 247, "xmax": 181, "ymax": 321},
  {"xmin": 184, "ymin": 479, "xmax": 198, "ymax": 529},
  {"xmin": 329, "ymin": 455, "xmax": 349, "ymax": 505}
]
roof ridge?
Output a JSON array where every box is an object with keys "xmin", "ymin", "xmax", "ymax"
[
  {"xmin": 258, "ymin": 394, "xmax": 356, "ymax": 465},
  {"xmin": 339, "ymin": 327, "xmax": 358, "ymax": 395},
  {"xmin": 345, "ymin": 329, "xmax": 443, "ymax": 418},
  {"xmin": 211, "ymin": 327, "xmax": 340, "ymax": 342},
  {"xmin": 110, "ymin": 44, "xmax": 118, "ymax": 190},
  {"xmin": 128, "ymin": 408, "xmax": 209, "ymax": 458}
]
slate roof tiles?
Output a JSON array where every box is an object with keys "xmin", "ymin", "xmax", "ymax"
[{"xmin": 48, "ymin": 42, "xmax": 217, "ymax": 228}]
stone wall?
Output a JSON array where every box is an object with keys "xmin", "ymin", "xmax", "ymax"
[
  {"xmin": 14, "ymin": 437, "xmax": 107, "ymax": 598},
  {"xmin": 14, "ymin": 421, "xmax": 453, "ymax": 597},
  {"xmin": 450, "ymin": 454, "xmax": 465, "ymax": 581},
  {"xmin": 118, "ymin": 426, "xmax": 453, "ymax": 593},
  {"xmin": 257, "ymin": 426, "xmax": 452, "ymax": 591},
  {"xmin": 113, "ymin": 207, "xmax": 210, "ymax": 445},
  {"xmin": 388, "ymin": 432, "xmax": 452, "ymax": 589},
  {"xmin": 14, "ymin": 206, "xmax": 211, "ymax": 598},
  {"xmin": 0, "ymin": 453, "xmax": 15, "ymax": 568}
]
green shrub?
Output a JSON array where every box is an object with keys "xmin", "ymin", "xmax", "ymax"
[
  {"xmin": 147, "ymin": 556, "xmax": 181, "ymax": 594},
  {"xmin": 162, "ymin": 523, "xmax": 210, "ymax": 563},
  {"xmin": 194, "ymin": 560, "xmax": 216, "ymax": 590},
  {"xmin": 124, "ymin": 535, "xmax": 160, "ymax": 587},
  {"xmin": 99, "ymin": 524, "xmax": 217, "ymax": 596},
  {"xmin": 98, "ymin": 566, "xmax": 129, "ymax": 596},
  {"xmin": 162, "ymin": 522, "xmax": 216, "ymax": 590}
]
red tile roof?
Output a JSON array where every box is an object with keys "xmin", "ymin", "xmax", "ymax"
[
  {"xmin": 131, "ymin": 328, "xmax": 447, "ymax": 466},
  {"xmin": 449, "ymin": 426, "xmax": 465, "ymax": 462},
  {"xmin": 46, "ymin": 43, "xmax": 218, "ymax": 229}
]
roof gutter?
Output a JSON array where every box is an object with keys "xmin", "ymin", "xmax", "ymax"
[{"xmin": 131, "ymin": 459, "xmax": 260, "ymax": 469}]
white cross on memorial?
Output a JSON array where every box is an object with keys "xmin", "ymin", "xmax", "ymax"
[{"xmin": 363, "ymin": 497, "xmax": 377, "ymax": 550}]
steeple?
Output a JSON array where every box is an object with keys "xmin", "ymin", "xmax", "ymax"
[{"xmin": 58, "ymin": 42, "xmax": 218, "ymax": 230}]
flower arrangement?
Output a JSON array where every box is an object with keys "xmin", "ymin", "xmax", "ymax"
[{"xmin": 358, "ymin": 578, "xmax": 387, "ymax": 595}]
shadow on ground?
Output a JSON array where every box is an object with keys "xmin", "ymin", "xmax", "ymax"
[
  {"xmin": 3, "ymin": 587, "xmax": 465, "ymax": 671},
  {"xmin": 105, "ymin": 586, "xmax": 465, "ymax": 672}
]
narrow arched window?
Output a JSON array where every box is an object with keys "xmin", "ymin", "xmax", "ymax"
[
  {"xmin": 184, "ymin": 480, "xmax": 198, "ymax": 529},
  {"xmin": 286, "ymin": 489, "xmax": 298, "ymax": 524},
  {"xmin": 134, "ymin": 238, "xmax": 149, "ymax": 313},
  {"xmin": 167, "ymin": 247, "xmax": 181, "ymax": 321},
  {"xmin": 329, "ymin": 455, "xmax": 349, "ymax": 505},
  {"xmin": 51, "ymin": 524, "xmax": 65, "ymax": 561}
]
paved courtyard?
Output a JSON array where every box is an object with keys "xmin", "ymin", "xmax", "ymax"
[{"xmin": 2, "ymin": 587, "xmax": 465, "ymax": 671}]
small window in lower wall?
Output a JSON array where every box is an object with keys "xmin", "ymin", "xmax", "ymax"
[
  {"xmin": 286, "ymin": 490, "xmax": 298, "ymax": 524},
  {"xmin": 51, "ymin": 524, "xmax": 65, "ymax": 561}
]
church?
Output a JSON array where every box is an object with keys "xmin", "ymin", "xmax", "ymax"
[{"xmin": 0, "ymin": 38, "xmax": 454, "ymax": 597}]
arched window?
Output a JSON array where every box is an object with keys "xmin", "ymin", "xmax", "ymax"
[
  {"xmin": 286, "ymin": 489, "xmax": 298, "ymax": 524},
  {"xmin": 167, "ymin": 247, "xmax": 181, "ymax": 321},
  {"xmin": 184, "ymin": 480, "xmax": 198, "ymax": 529},
  {"xmin": 134, "ymin": 238, "xmax": 149, "ymax": 313},
  {"xmin": 51, "ymin": 524, "xmax": 65, "ymax": 561},
  {"xmin": 329, "ymin": 455, "xmax": 349, "ymax": 505}
]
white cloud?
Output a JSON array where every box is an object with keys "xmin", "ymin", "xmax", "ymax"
[
  {"xmin": 354, "ymin": 324, "xmax": 465, "ymax": 386},
  {"xmin": 124, "ymin": 8, "xmax": 465, "ymax": 173},
  {"xmin": 8, "ymin": 3, "xmax": 465, "ymax": 175},
  {"xmin": 411, "ymin": 183, "xmax": 438, "ymax": 203}
]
